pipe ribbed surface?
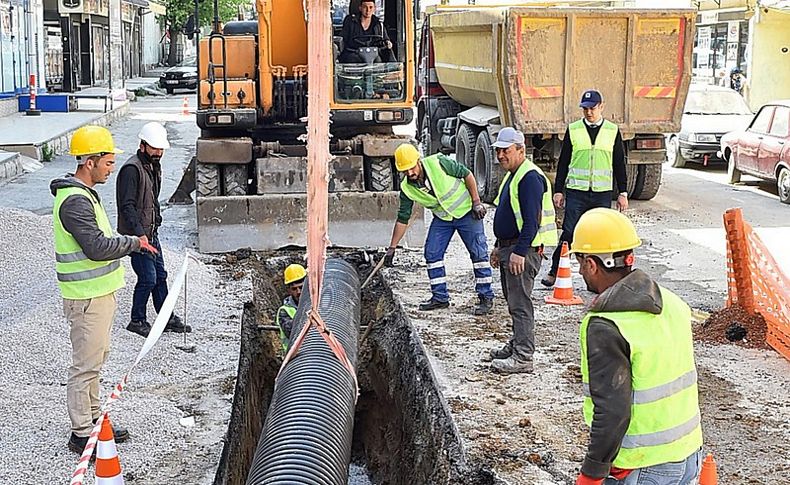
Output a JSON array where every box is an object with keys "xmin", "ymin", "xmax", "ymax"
[{"xmin": 246, "ymin": 258, "xmax": 360, "ymax": 485}]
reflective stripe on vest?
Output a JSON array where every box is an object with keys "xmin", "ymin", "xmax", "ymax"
[
  {"xmin": 276, "ymin": 305, "xmax": 297, "ymax": 352},
  {"xmin": 567, "ymin": 119, "xmax": 618, "ymax": 192},
  {"xmin": 494, "ymin": 160, "xmax": 558, "ymax": 247},
  {"xmin": 579, "ymin": 285, "xmax": 703, "ymax": 469},
  {"xmin": 400, "ymin": 155, "xmax": 472, "ymax": 221},
  {"xmin": 53, "ymin": 186, "xmax": 125, "ymax": 300}
]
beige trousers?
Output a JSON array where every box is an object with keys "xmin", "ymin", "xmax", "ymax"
[{"xmin": 63, "ymin": 292, "xmax": 116, "ymax": 437}]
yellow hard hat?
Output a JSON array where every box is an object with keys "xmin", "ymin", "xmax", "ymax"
[
  {"xmin": 571, "ymin": 208, "xmax": 641, "ymax": 255},
  {"xmin": 284, "ymin": 264, "xmax": 307, "ymax": 285},
  {"xmin": 69, "ymin": 125, "xmax": 123, "ymax": 157},
  {"xmin": 394, "ymin": 144, "xmax": 420, "ymax": 172}
]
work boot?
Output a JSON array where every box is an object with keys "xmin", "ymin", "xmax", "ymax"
[
  {"xmin": 68, "ymin": 434, "xmax": 94, "ymax": 455},
  {"xmin": 126, "ymin": 320, "xmax": 151, "ymax": 338},
  {"xmin": 164, "ymin": 314, "xmax": 192, "ymax": 333},
  {"xmin": 540, "ymin": 273, "xmax": 556, "ymax": 288},
  {"xmin": 491, "ymin": 355, "xmax": 534, "ymax": 374},
  {"xmin": 474, "ymin": 295, "xmax": 494, "ymax": 316},
  {"xmin": 481, "ymin": 344, "xmax": 512, "ymax": 362},
  {"xmin": 418, "ymin": 298, "xmax": 450, "ymax": 311},
  {"xmin": 92, "ymin": 418, "xmax": 130, "ymax": 443}
]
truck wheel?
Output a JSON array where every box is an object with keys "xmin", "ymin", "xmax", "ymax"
[
  {"xmin": 626, "ymin": 164, "xmax": 638, "ymax": 197},
  {"xmin": 420, "ymin": 113, "xmax": 439, "ymax": 155},
  {"xmin": 668, "ymin": 136, "xmax": 687, "ymax": 168},
  {"xmin": 223, "ymin": 164, "xmax": 249, "ymax": 196},
  {"xmin": 727, "ymin": 155, "xmax": 742, "ymax": 184},
  {"xmin": 196, "ymin": 162, "xmax": 220, "ymax": 198},
  {"xmin": 366, "ymin": 157, "xmax": 393, "ymax": 192},
  {"xmin": 473, "ymin": 131, "xmax": 495, "ymax": 203},
  {"xmin": 632, "ymin": 163, "xmax": 662, "ymax": 200},
  {"xmin": 456, "ymin": 123, "xmax": 477, "ymax": 169}
]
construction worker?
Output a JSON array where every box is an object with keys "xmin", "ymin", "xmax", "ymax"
[
  {"xmin": 542, "ymin": 89, "xmax": 628, "ymax": 288},
  {"xmin": 572, "ymin": 208, "xmax": 703, "ymax": 485},
  {"xmin": 385, "ymin": 144, "xmax": 493, "ymax": 315},
  {"xmin": 51, "ymin": 126, "xmax": 158, "ymax": 453},
  {"xmin": 487, "ymin": 127, "xmax": 558, "ymax": 374},
  {"xmin": 276, "ymin": 264, "xmax": 306, "ymax": 352},
  {"xmin": 116, "ymin": 122, "xmax": 190, "ymax": 337}
]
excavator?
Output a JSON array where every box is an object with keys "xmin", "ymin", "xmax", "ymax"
[{"xmin": 174, "ymin": 0, "xmax": 425, "ymax": 253}]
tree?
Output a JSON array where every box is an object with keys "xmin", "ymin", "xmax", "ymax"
[{"xmin": 162, "ymin": 0, "xmax": 249, "ymax": 66}]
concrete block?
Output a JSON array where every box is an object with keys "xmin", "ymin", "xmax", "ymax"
[
  {"xmin": 197, "ymin": 137, "xmax": 253, "ymax": 165},
  {"xmin": 256, "ymin": 155, "xmax": 364, "ymax": 194}
]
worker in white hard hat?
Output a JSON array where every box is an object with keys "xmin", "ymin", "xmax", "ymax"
[{"xmin": 116, "ymin": 122, "xmax": 191, "ymax": 337}]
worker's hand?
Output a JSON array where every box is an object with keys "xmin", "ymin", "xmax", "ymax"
[
  {"xmin": 386, "ymin": 40, "xmax": 393, "ymax": 50},
  {"xmin": 575, "ymin": 474, "xmax": 603, "ymax": 485},
  {"xmin": 490, "ymin": 248, "xmax": 500, "ymax": 269},
  {"xmin": 139, "ymin": 236, "xmax": 159, "ymax": 255},
  {"xmin": 508, "ymin": 252, "xmax": 525, "ymax": 276},
  {"xmin": 553, "ymin": 193, "xmax": 565, "ymax": 209},
  {"xmin": 616, "ymin": 194, "xmax": 628, "ymax": 212},
  {"xmin": 472, "ymin": 202, "xmax": 487, "ymax": 220},
  {"xmin": 383, "ymin": 247, "xmax": 396, "ymax": 267}
]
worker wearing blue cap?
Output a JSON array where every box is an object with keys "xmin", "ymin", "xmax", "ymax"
[{"xmin": 541, "ymin": 89, "xmax": 628, "ymax": 288}]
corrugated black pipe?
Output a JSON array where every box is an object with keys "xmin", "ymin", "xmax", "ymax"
[{"xmin": 246, "ymin": 258, "xmax": 360, "ymax": 485}]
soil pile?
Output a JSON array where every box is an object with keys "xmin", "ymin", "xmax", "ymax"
[{"xmin": 695, "ymin": 305, "xmax": 770, "ymax": 350}]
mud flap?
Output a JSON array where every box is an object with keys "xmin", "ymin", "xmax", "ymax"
[
  {"xmin": 196, "ymin": 191, "xmax": 426, "ymax": 253},
  {"xmin": 168, "ymin": 156, "xmax": 196, "ymax": 205}
]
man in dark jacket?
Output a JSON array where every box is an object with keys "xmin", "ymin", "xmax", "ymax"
[{"xmin": 116, "ymin": 122, "xmax": 190, "ymax": 337}]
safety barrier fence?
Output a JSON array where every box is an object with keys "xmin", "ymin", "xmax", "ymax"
[{"xmin": 724, "ymin": 208, "xmax": 790, "ymax": 361}]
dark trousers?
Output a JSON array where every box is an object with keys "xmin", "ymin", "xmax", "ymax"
[
  {"xmin": 499, "ymin": 246, "xmax": 542, "ymax": 361},
  {"xmin": 549, "ymin": 189, "xmax": 612, "ymax": 275},
  {"xmin": 129, "ymin": 235, "xmax": 169, "ymax": 322}
]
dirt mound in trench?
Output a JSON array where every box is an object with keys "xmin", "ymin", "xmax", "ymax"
[{"xmin": 695, "ymin": 305, "xmax": 770, "ymax": 350}]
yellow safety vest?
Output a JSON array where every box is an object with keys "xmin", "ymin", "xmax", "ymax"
[
  {"xmin": 275, "ymin": 304, "xmax": 297, "ymax": 353},
  {"xmin": 400, "ymin": 155, "xmax": 472, "ymax": 221},
  {"xmin": 567, "ymin": 119, "xmax": 618, "ymax": 192},
  {"xmin": 494, "ymin": 159, "xmax": 558, "ymax": 247},
  {"xmin": 580, "ymin": 286, "xmax": 703, "ymax": 469},
  {"xmin": 53, "ymin": 186, "xmax": 125, "ymax": 300}
]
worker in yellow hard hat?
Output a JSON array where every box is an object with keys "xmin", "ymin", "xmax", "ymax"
[
  {"xmin": 275, "ymin": 264, "xmax": 306, "ymax": 353},
  {"xmin": 386, "ymin": 143, "xmax": 493, "ymax": 315},
  {"xmin": 571, "ymin": 208, "xmax": 703, "ymax": 485}
]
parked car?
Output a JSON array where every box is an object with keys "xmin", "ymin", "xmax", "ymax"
[
  {"xmin": 159, "ymin": 57, "xmax": 197, "ymax": 94},
  {"xmin": 720, "ymin": 100, "xmax": 790, "ymax": 204},
  {"xmin": 667, "ymin": 84, "xmax": 753, "ymax": 168}
]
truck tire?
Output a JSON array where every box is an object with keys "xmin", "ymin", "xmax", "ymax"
[
  {"xmin": 473, "ymin": 130, "xmax": 501, "ymax": 203},
  {"xmin": 456, "ymin": 123, "xmax": 477, "ymax": 169},
  {"xmin": 626, "ymin": 164, "xmax": 638, "ymax": 197},
  {"xmin": 366, "ymin": 157, "xmax": 393, "ymax": 192},
  {"xmin": 632, "ymin": 163, "xmax": 662, "ymax": 200},
  {"xmin": 223, "ymin": 164, "xmax": 248, "ymax": 196},
  {"xmin": 420, "ymin": 113, "xmax": 440, "ymax": 155},
  {"xmin": 196, "ymin": 162, "xmax": 220, "ymax": 198}
]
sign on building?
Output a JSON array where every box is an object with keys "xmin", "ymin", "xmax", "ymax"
[{"xmin": 727, "ymin": 21, "xmax": 740, "ymax": 43}]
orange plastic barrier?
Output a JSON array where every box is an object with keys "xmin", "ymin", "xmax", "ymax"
[{"xmin": 724, "ymin": 208, "xmax": 790, "ymax": 361}]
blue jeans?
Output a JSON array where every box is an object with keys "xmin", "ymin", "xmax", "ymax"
[
  {"xmin": 550, "ymin": 189, "xmax": 612, "ymax": 274},
  {"xmin": 604, "ymin": 449, "xmax": 702, "ymax": 485},
  {"xmin": 424, "ymin": 212, "xmax": 494, "ymax": 302},
  {"xmin": 129, "ymin": 236, "xmax": 169, "ymax": 322}
]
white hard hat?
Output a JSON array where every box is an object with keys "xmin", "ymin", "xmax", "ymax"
[{"xmin": 138, "ymin": 122, "xmax": 170, "ymax": 149}]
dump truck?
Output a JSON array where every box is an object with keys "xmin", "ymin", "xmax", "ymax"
[
  {"xmin": 192, "ymin": 0, "xmax": 424, "ymax": 253},
  {"xmin": 417, "ymin": 4, "xmax": 696, "ymax": 202}
]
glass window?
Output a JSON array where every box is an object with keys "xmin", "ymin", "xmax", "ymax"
[
  {"xmin": 685, "ymin": 89, "xmax": 752, "ymax": 115},
  {"xmin": 769, "ymin": 107, "xmax": 789, "ymax": 138},
  {"xmin": 750, "ymin": 106, "xmax": 774, "ymax": 134}
]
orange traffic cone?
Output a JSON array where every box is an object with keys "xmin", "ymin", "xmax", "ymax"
[
  {"xmin": 95, "ymin": 414, "xmax": 124, "ymax": 484},
  {"xmin": 545, "ymin": 241, "xmax": 583, "ymax": 306},
  {"xmin": 181, "ymin": 96, "xmax": 189, "ymax": 115},
  {"xmin": 699, "ymin": 453, "xmax": 718, "ymax": 485}
]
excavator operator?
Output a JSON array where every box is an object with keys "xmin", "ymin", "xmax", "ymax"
[{"xmin": 339, "ymin": 0, "xmax": 395, "ymax": 63}]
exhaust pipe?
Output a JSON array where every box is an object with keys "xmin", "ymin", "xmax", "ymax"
[{"xmin": 245, "ymin": 258, "xmax": 360, "ymax": 484}]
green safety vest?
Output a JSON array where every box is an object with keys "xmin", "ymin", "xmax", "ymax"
[
  {"xmin": 53, "ymin": 186, "xmax": 125, "ymax": 300},
  {"xmin": 400, "ymin": 155, "xmax": 472, "ymax": 221},
  {"xmin": 567, "ymin": 119, "xmax": 618, "ymax": 192},
  {"xmin": 275, "ymin": 304, "xmax": 296, "ymax": 353},
  {"xmin": 494, "ymin": 160, "xmax": 558, "ymax": 247},
  {"xmin": 580, "ymin": 286, "xmax": 703, "ymax": 469}
]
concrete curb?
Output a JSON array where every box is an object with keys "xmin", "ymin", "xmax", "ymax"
[{"xmin": 0, "ymin": 152, "xmax": 22, "ymax": 183}]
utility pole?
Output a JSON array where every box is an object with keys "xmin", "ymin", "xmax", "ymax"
[{"xmin": 109, "ymin": 0, "xmax": 123, "ymax": 91}]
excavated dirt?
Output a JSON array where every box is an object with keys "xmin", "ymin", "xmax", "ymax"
[{"xmin": 695, "ymin": 305, "xmax": 770, "ymax": 350}]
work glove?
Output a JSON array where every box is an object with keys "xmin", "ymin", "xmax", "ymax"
[
  {"xmin": 609, "ymin": 467, "xmax": 632, "ymax": 480},
  {"xmin": 383, "ymin": 247, "xmax": 396, "ymax": 267},
  {"xmin": 139, "ymin": 236, "xmax": 159, "ymax": 255},
  {"xmin": 472, "ymin": 202, "xmax": 487, "ymax": 220},
  {"xmin": 575, "ymin": 474, "xmax": 603, "ymax": 485}
]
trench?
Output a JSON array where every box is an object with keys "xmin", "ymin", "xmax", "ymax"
[{"xmin": 212, "ymin": 252, "xmax": 501, "ymax": 485}]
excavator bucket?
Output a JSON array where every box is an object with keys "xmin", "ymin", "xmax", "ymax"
[{"xmin": 196, "ymin": 192, "xmax": 426, "ymax": 253}]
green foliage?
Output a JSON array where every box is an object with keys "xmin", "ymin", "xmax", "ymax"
[
  {"xmin": 41, "ymin": 143, "xmax": 54, "ymax": 163},
  {"xmin": 162, "ymin": 0, "xmax": 250, "ymax": 31}
]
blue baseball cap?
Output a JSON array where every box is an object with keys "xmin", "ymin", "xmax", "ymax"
[
  {"xmin": 492, "ymin": 127, "xmax": 525, "ymax": 148},
  {"xmin": 580, "ymin": 89, "xmax": 603, "ymax": 108}
]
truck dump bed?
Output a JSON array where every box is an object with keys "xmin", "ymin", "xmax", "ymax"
[{"xmin": 430, "ymin": 7, "xmax": 695, "ymax": 135}]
